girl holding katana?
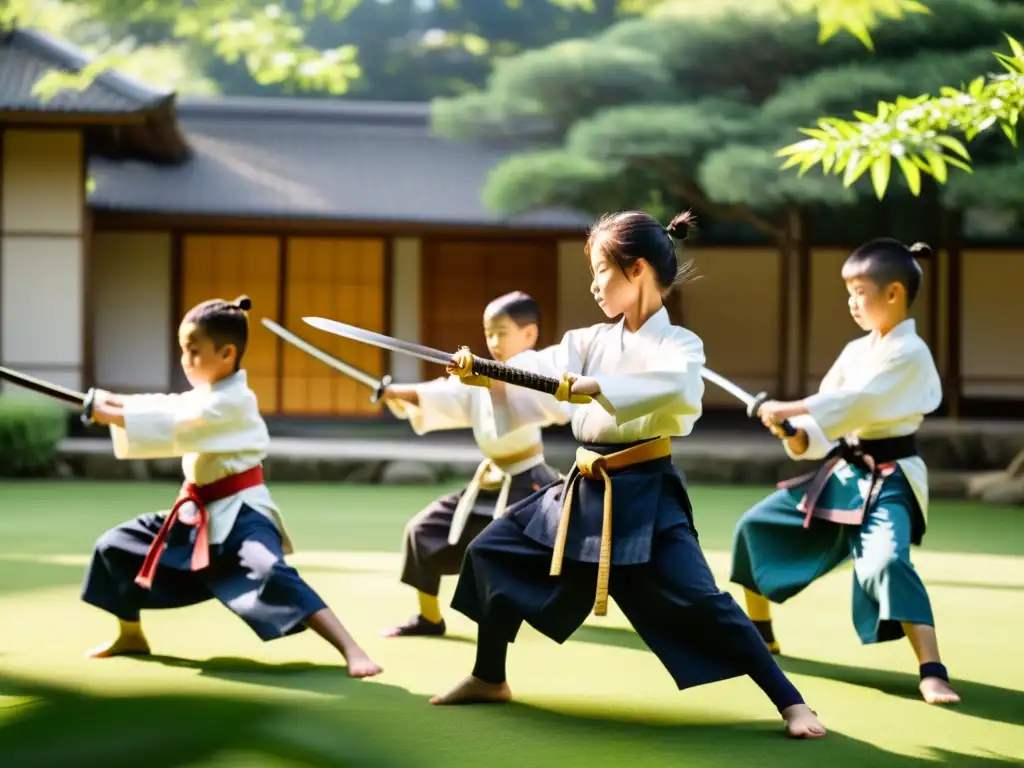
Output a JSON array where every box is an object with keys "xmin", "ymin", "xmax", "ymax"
[{"xmin": 429, "ymin": 211, "xmax": 826, "ymax": 739}]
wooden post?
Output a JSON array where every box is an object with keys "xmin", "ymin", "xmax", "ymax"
[
  {"xmin": 778, "ymin": 205, "xmax": 809, "ymax": 398},
  {"xmin": 942, "ymin": 209, "xmax": 964, "ymax": 419}
]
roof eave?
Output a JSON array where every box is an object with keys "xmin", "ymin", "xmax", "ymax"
[
  {"xmin": 87, "ymin": 207, "xmax": 589, "ymax": 235},
  {"xmin": 1, "ymin": 28, "xmax": 192, "ymax": 164},
  {"xmin": 9, "ymin": 27, "xmax": 171, "ymax": 111}
]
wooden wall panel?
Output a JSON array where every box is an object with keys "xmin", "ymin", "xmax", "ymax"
[
  {"xmin": 420, "ymin": 240, "xmax": 558, "ymax": 377},
  {"xmin": 180, "ymin": 235, "xmax": 280, "ymax": 411},
  {"xmin": 282, "ymin": 237, "xmax": 386, "ymax": 415}
]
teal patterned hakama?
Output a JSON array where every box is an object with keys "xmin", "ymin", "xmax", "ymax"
[{"xmin": 730, "ymin": 464, "xmax": 934, "ymax": 644}]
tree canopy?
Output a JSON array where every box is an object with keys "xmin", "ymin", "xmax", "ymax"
[
  {"xmin": 779, "ymin": 0, "xmax": 1024, "ymax": 198},
  {"xmin": 9, "ymin": 0, "xmax": 1024, "ymax": 204},
  {"xmin": 433, "ymin": 0, "xmax": 1021, "ymax": 240},
  {"xmin": 2, "ymin": 0, "xmax": 636, "ymax": 100}
]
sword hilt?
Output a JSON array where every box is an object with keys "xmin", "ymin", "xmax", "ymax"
[
  {"xmin": 470, "ymin": 357, "xmax": 561, "ymax": 395},
  {"xmin": 81, "ymin": 388, "xmax": 98, "ymax": 426},
  {"xmin": 468, "ymin": 356, "xmax": 592, "ymax": 403},
  {"xmin": 370, "ymin": 374, "xmax": 392, "ymax": 405},
  {"xmin": 750, "ymin": 391, "xmax": 797, "ymax": 437}
]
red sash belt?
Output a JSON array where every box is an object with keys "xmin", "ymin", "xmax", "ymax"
[{"xmin": 134, "ymin": 465, "xmax": 265, "ymax": 590}]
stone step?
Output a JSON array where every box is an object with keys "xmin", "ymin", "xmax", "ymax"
[{"xmin": 53, "ymin": 436, "xmax": 1020, "ymax": 503}]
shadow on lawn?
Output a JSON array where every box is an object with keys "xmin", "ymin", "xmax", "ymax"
[
  {"xmin": 573, "ymin": 624, "xmax": 1024, "ymax": 729},
  {"xmin": 0, "ymin": 666, "xmax": 1020, "ymax": 768},
  {"xmin": 778, "ymin": 656, "xmax": 1024, "ymax": 729}
]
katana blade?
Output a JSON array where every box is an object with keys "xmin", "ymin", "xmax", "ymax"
[
  {"xmin": 303, "ymin": 317, "xmax": 454, "ymax": 367},
  {"xmin": 700, "ymin": 367, "xmax": 757, "ymax": 409},
  {"xmin": 264, "ymin": 318, "xmax": 393, "ymax": 404},
  {"xmin": 0, "ymin": 365, "xmax": 86, "ymax": 405},
  {"xmin": 263, "ymin": 318, "xmax": 380, "ymax": 389},
  {"xmin": 303, "ymin": 316, "xmax": 592, "ymax": 404},
  {"xmin": 700, "ymin": 367, "xmax": 797, "ymax": 437},
  {"xmin": 0, "ymin": 364, "xmax": 100, "ymax": 425}
]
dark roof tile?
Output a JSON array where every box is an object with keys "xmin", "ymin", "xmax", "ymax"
[
  {"xmin": 0, "ymin": 28, "xmax": 171, "ymax": 114},
  {"xmin": 89, "ymin": 97, "xmax": 589, "ymax": 229}
]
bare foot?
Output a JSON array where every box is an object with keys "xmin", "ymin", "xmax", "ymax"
[
  {"xmin": 429, "ymin": 675, "xmax": 512, "ymax": 705},
  {"xmin": 344, "ymin": 650, "xmax": 383, "ymax": 679},
  {"xmin": 920, "ymin": 677, "xmax": 960, "ymax": 705},
  {"xmin": 85, "ymin": 633, "xmax": 151, "ymax": 659},
  {"xmin": 781, "ymin": 704, "xmax": 827, "ymax": 739}
]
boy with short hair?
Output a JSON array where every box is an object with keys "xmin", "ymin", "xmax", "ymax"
[
  {"xmin": 380, "ymin": 291, "xmax": 565, "ymax": 638},
  {"xmin": 732, "ymin": 238, "xmax": 960, "ymax": 705},
  {"xmin": 82, "ymin": 295, "xmax": 382, "ymax": 678}
]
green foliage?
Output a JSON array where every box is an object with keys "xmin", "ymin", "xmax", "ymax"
[
  {"xmin": 700, "ymin": 145, "xmax": 858, "ymax": 207},
  {"xmin": 438, "ymin": 0, "xmax": 1013, "ymax": 233},
  {"xmin": 786, "ymin": 0, "xmax": 932, "ymax": 49},
  {"xmin": 22, "ymin": 1, "xmax": 362, "ymax": 100},
  {"xmin": 432, "ymin": 36, "xmax": 678, "ymax": 138},
  {"xmin": 778, "ymin": 33, "xmax": 1024, "ymax": 198},
  {"xmin": 5, "ymin": 0, "xmax": 218, "ymax": 95},
  {"xmin": 0, "ymin": 395, "xmax": 69, "ymax": 478},
  {"xmin": 565, "ymin": 102, "xmax": 759, "ymax": 166},
  {"xmin": 488, "ymin": 39, "xmax": 673, "ymax": 124},
  {"xmin": 943, "ymin": 156, "xmax": 1024, "ymax": 208},
  {"xmin": 761, "ymin": 48, "xmax": 998, "ymax": 129},
  {"xmin": 431, "ymin": 92, "xmax": 546, "ymax": 142},
  {"xmin": 3, "ymin": 0, "xmax": 648, "ymax": 102},
  {"xmin": 600, "ymin": 10, "xmax": 854, "ymax": 103},
  {"xmin": 776, "ymin": 0, "xmax": 1024, "ymax": 199},
  {"xmin": 482, "ymin": 150, "xmax": 620, "ymax": 214}
]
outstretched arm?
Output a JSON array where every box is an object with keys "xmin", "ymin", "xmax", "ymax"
[
  {"xmin": 93, "ymin": 391, "xmax": 267, "ymax": 459},
  {"xmin": 382, "ymin": 376, "xmax": 474, "ymax": 434},
  {"xmin": 501, "ymin": 333, "xmax": 589, "ymax": 426}
]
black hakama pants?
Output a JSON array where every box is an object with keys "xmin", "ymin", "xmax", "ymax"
[
  {"xmin": 401, "ymin": 462, "xmax": 561, "ymax": 596},
  {"xmin": 450, "ymin": 441, "xmax": 804, "ymax": 710}
]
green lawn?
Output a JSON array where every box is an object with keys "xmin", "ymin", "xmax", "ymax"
[{"xmin": 0, "ymin": 481, "xmax": 1021, "ymax": 767}]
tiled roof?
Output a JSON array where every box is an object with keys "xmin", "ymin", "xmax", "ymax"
[
  {"xmin": 89, "ymin": 97, "xmax": 590, "ymax": 229},
  {"xmin": 0, "ymin": 27, "xmax": 171, "ymax": 114}
]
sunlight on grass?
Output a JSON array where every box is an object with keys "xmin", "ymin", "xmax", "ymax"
[{"xmin": 0, "ymin": 481, "xmax": 1021, "ymax": 766}]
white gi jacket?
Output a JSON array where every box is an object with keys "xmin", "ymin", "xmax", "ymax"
[
  {"xmin": 387, "ymin": 360, "xmax": 568, "ymax": 542},
  {"xmin": 108, "ymin": 370, "xmax": 292, "ymax": 553},
  {"xmin": 502, "ymin": 307, "xmax": 706, "ymax": 442},
  {"xmin": 785, "ymin": 319, "xmax": 942, "ymax": 526}
]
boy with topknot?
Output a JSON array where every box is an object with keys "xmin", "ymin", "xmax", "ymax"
[
  {"xmin": 82, "ymin": 295, "xmax": 382, "ymax": 678},
  {"xmin": 733, "ymin": 239, "xmax": 960, "ymax": 706}
]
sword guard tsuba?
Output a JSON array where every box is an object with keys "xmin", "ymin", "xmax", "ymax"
[
  {"xmin": 81, "ymin": 387, "xmax": 97, "ymax": 426},
  {"xmin": 451, "ymin": 346, "xmax": 475, "ymax": 378},
  {"xmin": 750, "ymin": 391, "xmax": 798, "ymax": 437},
  {"xmin": 370, "ymin": 374, "xmax": 392, "ymax": 405},
  {"xmin": 749, "ymin": 391, "xmax": 769, "ymax": 420}
]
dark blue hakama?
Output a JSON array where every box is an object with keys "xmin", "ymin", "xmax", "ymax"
[
  {"xmin": 451, "ymin": 440, "xmax": 804, "ymax": 707},
  {"xmin": 81, "ymin": 505, "xmax": 327, "ymax": 641}
]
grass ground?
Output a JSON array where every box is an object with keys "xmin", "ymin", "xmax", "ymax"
[{"xmin": 0, "ymin": 481, "xmax": 1021, "ymax": 767}]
